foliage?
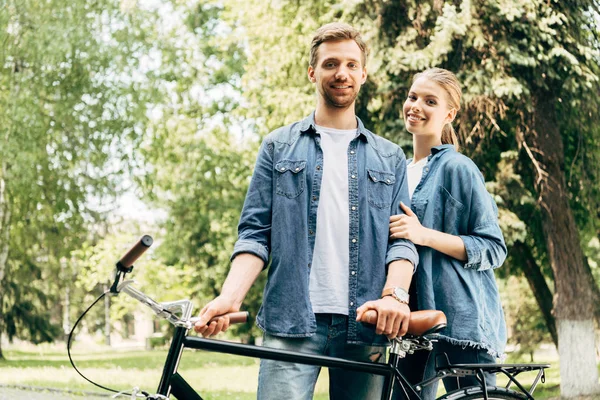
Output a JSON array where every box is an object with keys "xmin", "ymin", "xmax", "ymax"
[
  {"xmin": 2, "ymin": 0, "xmax": 600, "ymax": 365},
  {"xmin": 138, "ymin": 1, "xmax": 265, "ymax": 342},
  {"xmin": 0, "ymin": 0, "xmax": 172, "ymax": 355},
  {"xmin": 501, "ymin": 276, "xmax": 551, "ymax": 362}
]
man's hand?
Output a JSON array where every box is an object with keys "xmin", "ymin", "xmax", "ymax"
[
  {"xmin": 193, "ymin": 296, "xmax": 239, "ymax": 337},
  {"xmin": 356, "ymin": 296, "xmax": 410, "ymax": 339},
  {"xmin": 389, "ymin": 202, "xmax": 429, "ymax": 246}
]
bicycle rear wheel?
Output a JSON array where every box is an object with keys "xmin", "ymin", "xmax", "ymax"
[{"xmin": 438, "ymin": 386, "xmax": 527, "ymax": 400}]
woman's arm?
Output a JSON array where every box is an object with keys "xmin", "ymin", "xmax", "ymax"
[
  {"xmin": 390, "ymin": 159, "xmax": 507, "ymax": 271},
  {"xmin": 390, "ymin": 202, "xmax": 467, "ymax": 261}
]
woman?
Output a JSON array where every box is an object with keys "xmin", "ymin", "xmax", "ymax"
[{"xmin": 390, "ymin": 68, "xmax": 507, "ymax": 398}]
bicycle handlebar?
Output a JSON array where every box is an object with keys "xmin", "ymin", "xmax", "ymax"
[
  {"xmin": 117, "ymin": 280, "xmax": 249, "ymax": 330},
  {"xmin": 190, "ymin": 311, "xmax": 250, "ymax": 325},
  {"xmin": 118, "ymin": 235, "xmax": 153, "ymax": 270}
]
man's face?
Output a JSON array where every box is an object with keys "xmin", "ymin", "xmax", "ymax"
[{"xmin": 308, "ymin": 39, "xmax": 367, "ymax": 109}]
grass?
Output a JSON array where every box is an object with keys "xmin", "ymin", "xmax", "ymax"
[
  {"xmin": 0, "ymin": 342, "xmax": 329, "ymax": 399},
  {"xmin": 1, "ymin": 342, "xmax": 595, "ymax": 399}
]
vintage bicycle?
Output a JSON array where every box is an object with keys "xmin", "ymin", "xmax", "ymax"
[{"xmin": 69, "ymin": 236, "xmax": 549, "ymax": 399}]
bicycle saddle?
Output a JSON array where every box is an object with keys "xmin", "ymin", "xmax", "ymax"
[{"xmin": 360, "ymin": 310, "xmax": 447, "ymax": 336}]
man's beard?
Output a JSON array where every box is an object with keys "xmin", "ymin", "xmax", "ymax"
[{"xmin": 321, "ymin": 86, "xmax": 358, "ymax": 108}]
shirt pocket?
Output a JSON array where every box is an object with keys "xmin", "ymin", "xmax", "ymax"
[
  {"xmin": 434, "ymin": 186, "xmax": 465, "ymax": 234},
  {"xmin": 367, "ymin": 169, "xmax": 396, "ymax": 209},
  {"xmin": 275, "ymin": 160, "xmax": 307, "ymax": 198}
]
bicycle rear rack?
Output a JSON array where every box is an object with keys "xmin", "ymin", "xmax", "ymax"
[{"xmin": 435, "ymin": 362, "xmax": 550, "ymax": 400}]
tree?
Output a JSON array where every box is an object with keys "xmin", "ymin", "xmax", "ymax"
[
  {"xmin": 0, "ymin": 0, "xmax": 166, "ymax": 357},
  {"xmin": 367, "ymin": 1, "xmax": 600, "ymax": 396},
  {"xmin": 501, "ymin": 275, "xmax": 552, "ymax": 362},
  {"xmin": 138, "ymin": 1, "xmax": 266, "ymax": 342},
  {"xmin": 218, "ymin": 0, "xmax": 600, "ymax": 396}
]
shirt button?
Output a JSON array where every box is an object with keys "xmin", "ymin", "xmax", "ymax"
[
  {"xmin": 372, "ymin": 177, "xmax": 377, "ymax": 182},
  {"xmin": 351, "ymin": 174, "xmax": 356, "ymax": 179},
  {"xmin": 309, "ymin": 230, "xmax": 314, "ymax": 235},
  {"xmin": 352, "ymin": 238, "xmax": 357, "ymax": 243},
  {"xmin": 313, "ymin": 196, "xmax": 317, "ymax": 201},
  {"xmin": 350, "ymin": 150, "xmax": 355, "ymax": 154},
  {"xmin": 350, "ymin": 302, "xmax": 354, "ymax": 307},
  {"xmin": 280, "ymin": 167, "xmax": 285, "ymax": 171},
  {"xmin": 295, "ymin": 167, "xmax": 300, "ymax": 171},
  {"xmin": 351, "ymin": 271, "xmax": 356, "ymax": 275},
  {"xmin": 386, "ymin": 179, "xmax": 391, "ymax": 183},
  {"xmin": 351, "ymin": 206, "xmax": 356, "ymax": 211},
  {"xmin": 316, "ymin": 165, "xmax": 321, "ymax": 170}
]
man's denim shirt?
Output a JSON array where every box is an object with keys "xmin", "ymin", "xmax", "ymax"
[
  {"xmin": 232, "ymin": 113, "xmax": 419, "ymax": 346},
  {"xmin": 410, "ymin": 144, "xmax": 507, "ymax": 357}
]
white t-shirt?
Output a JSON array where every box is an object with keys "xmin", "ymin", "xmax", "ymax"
[
  {"xmin": 407, "ymin": 157, "xmax": 428, "ymax": 199},
  {"xmin": 309, "ymin": 125, "xmax": 357, "ymax": 315}
]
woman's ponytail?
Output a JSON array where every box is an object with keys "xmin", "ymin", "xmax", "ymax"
[{"xmin": 441, "ymin": 123, "xmax": 459, "ymax": 151}]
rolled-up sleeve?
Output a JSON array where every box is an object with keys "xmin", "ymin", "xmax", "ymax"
[
  {"xmin": 460, "ymin": 223, "xmax": 506, "ymax": 271},
  {"xmin": 231, "ymin": 139, "xmax": 274, "ymax": 265},
  {"xmin": 386, "ymin": 151, "xmax": 419, "ymax": 270},
  {"xmin": 459, "ymin": 169, "xmax": 507, "ymax": 271}
]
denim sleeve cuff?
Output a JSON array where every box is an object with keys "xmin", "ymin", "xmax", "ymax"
[
  {"xmin": 386, "ymin": 242, "xmax": 419, "ymax": 272},
  {"xmin": 231, "ymin": 239, "xmax": 270, "ymax": 265},
  {"xmin": 460, "ymin": 235, "xmax": 481, "ymax": 269}
]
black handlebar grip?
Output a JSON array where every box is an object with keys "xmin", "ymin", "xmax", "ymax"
[{"xmin": 118, "ymin": 235, "xmax": 153, "ymax": 269}]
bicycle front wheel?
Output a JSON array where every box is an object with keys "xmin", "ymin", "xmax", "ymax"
[{"xmin": 438, "ymin": 386, "xmax": 527, "ymax": 400}]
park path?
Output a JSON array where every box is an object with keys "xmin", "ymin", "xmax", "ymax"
[{"xmin": 0, "ymin": 386, "xmax": 109, "ymax": 399}]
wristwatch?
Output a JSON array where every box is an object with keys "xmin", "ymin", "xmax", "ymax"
[{"xmin": 381, "ymin": 287, "xmax": 410, "ymax": 305}]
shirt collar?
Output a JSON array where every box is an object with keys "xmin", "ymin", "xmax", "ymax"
[
  {"xmin": 299, "ymin": 111, "xmax": 372, "ymax": 141},
  {"xmin": 430, "ymin": 144, "xmax": 455, "ymax": 156}
]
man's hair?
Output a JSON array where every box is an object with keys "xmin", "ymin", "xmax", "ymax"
[{"xmin": 309, "ymin": 22, "xmax": 369, "ymax": 68}]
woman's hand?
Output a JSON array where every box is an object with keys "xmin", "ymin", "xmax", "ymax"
[{"xmin": 389, "ymin": 202, "xmax": 429, "ymax": 246}]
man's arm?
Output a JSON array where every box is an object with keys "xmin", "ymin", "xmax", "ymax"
[
  {"xmin": 194, "ymin": 253, "xmax": 263, "ymax": 337},
  {"xmin": 355, "ymin": 149, "xmax": 417, "ymax": 339},
  {"xmin": 385, "ymin": 149, "xmax": 419, "ymax": 268},
  {"xmin": 195, "ymin": 139, "xmax": 275, "ymax": 337},
  {"xmin": 356, "ymin": 259, "xmax": 413, "ymax": 339}
]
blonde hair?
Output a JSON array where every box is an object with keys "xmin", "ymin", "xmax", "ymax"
[
  {"xmin": 412, "ymin": 68, "xmax": 461, "ymax": 150},
  {"xmin": 309, "ymin": 23, "xmax": 369, "ymax": 68}
]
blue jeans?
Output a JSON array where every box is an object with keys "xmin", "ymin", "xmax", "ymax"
[
  {"xmin": 257, "ymin": 314, "xmax": 386, "ymax": 400},
  {"xmin": 395, "ymin": 340, "xmax": 497, "ymax": 399}
]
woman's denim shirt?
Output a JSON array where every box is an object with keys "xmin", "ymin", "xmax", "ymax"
[
  {"xmin": 410, "ymin": 145, "xmax": 507, "ymax": 357},
  {"xmin": 232, "ymin": 113, "xmax": 419, "ymax": 345}
]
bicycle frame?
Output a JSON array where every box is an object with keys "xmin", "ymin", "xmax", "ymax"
[
  {"xmin": 117, "ymin": 280, "xmax": 549, "ymax": 400},
  {"xmin": 157, "ymin": 327, "xmax": 411, "ymax": 400},
  {"xmin": 119, "ymin": 280, "xmax": 419, "ymax": 399}
]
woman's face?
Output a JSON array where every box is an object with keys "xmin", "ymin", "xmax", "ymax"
[{"xmin": 402, "ymin": 77, "xmax": 456, "ymax": 138}]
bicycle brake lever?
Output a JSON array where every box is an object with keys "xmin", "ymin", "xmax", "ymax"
[{"xmin": 116, "ymin": 279, "xmax": 136, "ymax": 292}]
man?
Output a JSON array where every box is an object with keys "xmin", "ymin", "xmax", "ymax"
[{"xmin": 194, "ymin": 22, "xmax": 418, "ymax": 400}]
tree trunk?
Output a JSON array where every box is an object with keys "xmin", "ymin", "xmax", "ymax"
[
  {"xmin": 0, "ymin": 164, "xmax": 10, "ymax": 361},
  {"xmin": 0, "ymin": 164, "xmax": 10, "ymax": 283},
  {"xmin": 523, "ymin": 90, "xmax": 600, "ymax": 397},
  {"xmin": 512, "ymin": 241, "xmax": 557, "ymax": 347}
]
